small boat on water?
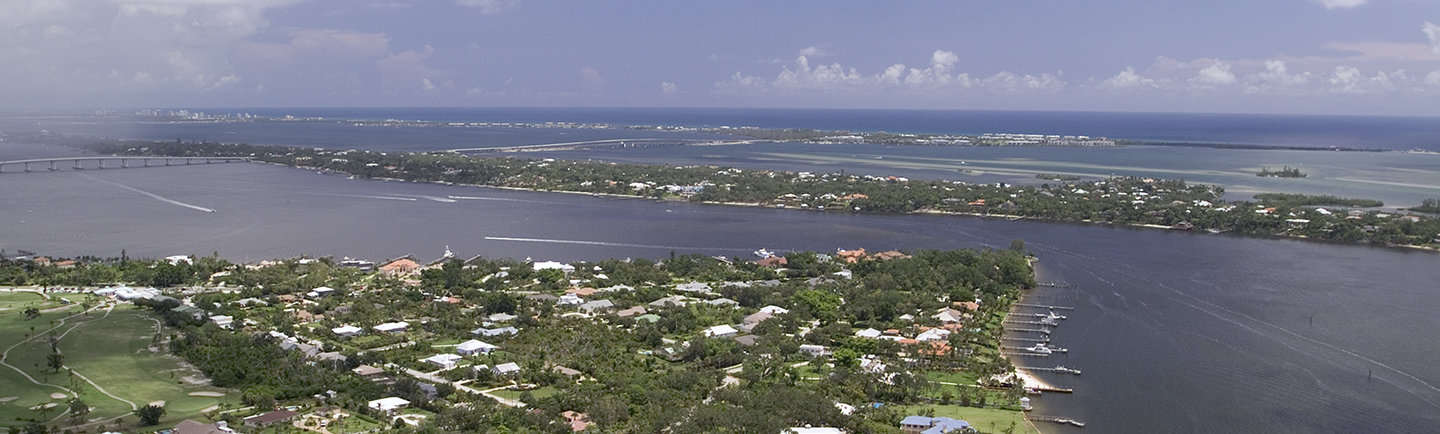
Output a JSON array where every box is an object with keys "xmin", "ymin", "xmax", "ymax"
[
  {"xmin": 1026, "ymin": 344, "xmax": 1053, "ymax": 354},
  {"xmin": 1053, "ymin": 366, "xmax": 1082, "ymax": 375}
]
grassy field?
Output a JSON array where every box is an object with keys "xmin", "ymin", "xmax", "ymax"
[
  {"xmin": 894, "ymin": 404, "xmax": 1040, "ymax": 434},
  {"xmin": 0, "ymin": 298, "xmax": 231, "ymax": 431},
  {"xmin": 490, "ymin": 386, "xmax": 557, "ymax": 401}
]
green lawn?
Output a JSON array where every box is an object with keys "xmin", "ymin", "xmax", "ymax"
[
  {"xmin": 0, "ymin": 304, "xmax": 231, "ymax": 430},
  {"xmin": 894, "ymin": 404, "xmax": 1040, "ymax": 434},
  {"xmin": 491, "ymin": 386, "xmax": 557, "ymax": 401},
  {"xmin": 0, "ymin": 295, "xmax": 97, "ymax": 429}
]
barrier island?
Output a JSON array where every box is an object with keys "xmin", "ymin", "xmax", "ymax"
[{"xmin": 55, "ymin": 138, "xmax": 1440, "ymax": 249}]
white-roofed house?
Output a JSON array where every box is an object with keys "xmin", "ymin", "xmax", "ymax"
[
  {"xmin": 854, "ymin": 328, "xmax": 883, "ymax": 339},
  {"xmin": 492, "ymin": 362, "xmax": 522, "ymax": 376},
  {"xmin": 332, "ymin": 325, "xmax": 363, "ymax": 337},
  {"xmin": 456, "ymin": 340, "xmax": 498, "ymax": 355},
  {"xmin": 368, "ymin": 397, "xmax": 410, "ymax": 414},
  {"xmin": 374, "ymin": 322, "xmax": 409, "ymax": 333},
  {"xmin": 421, "ymin": 354, "xmax": 464, "ymax": 370},
  {"xmin": 210, "ymin": 315, "xmax": 234, "ymax": 329},
  {"xmin": 307, "ymin": 286, "xmax": 336, "ymax": 298},
  {"xmin": 675, "ymin": 282, "xmax": 712, "ymax": 293},
  {"xmin": 759, "ymin": 305, "xmax": 790, "ymax": 315},
  {"xmin": 557, "ymin": 293, "xmax": 583, "ymax": 306},
  {"xmin": 915, "ymin": 328, "xmax": 951, "ymax": 342},
  {"xmin": 798, "ymin": 344, "xmax": 831, "ymax": 357},
  {"xmin": 533, "ymin": 261, "xmax": 575, "ymax": 273},
  {"xmin": 472, "ymin": 326, "xmax": 519, "ymax": 338},
  {"xmin": 703, "ymin": 324, "xmax": 739, "ymax": 338}
]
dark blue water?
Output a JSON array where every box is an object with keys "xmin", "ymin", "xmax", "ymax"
[
  {"xmin": 7, "ymin": 108, "xmax": 1440, "ymax": 151},
  {"xmin": 201, "ymin": 107, "xmax": 1440, "ymax": 151}
]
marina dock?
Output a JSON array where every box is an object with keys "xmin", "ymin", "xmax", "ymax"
[
  {"xmin": 1002, "ymin": 336, "xmax": 1049, "ymax": 343},
  {"xmin": 1004, "ymin": 327, "xmax": 1051, "ymax": 334},
  {"xmin": 1029, "ymin": 415, "xmax": 1085, "ymax": 427},
  {"xmin": 1016, "ymin": 366, "xmax": 1082, "ymax": 375},
  {"xmin": 1002, "ymin": 345, "xmax": 1067, "ymax": 353}
]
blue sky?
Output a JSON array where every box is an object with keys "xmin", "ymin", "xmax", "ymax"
[{"xmin": 4, "ymin": 0, "xmax": 1440, "ymax": 115}]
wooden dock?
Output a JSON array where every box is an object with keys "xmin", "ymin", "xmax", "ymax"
[
  {"xmin": 1002, "ymin": 319, "xmax": 1056, "ymax": 326},
  {"xmin": 1001, "ymin": 336, "xmax": 1049, "ymax": 343},
  {"xmin": 1016, "ymin": 366, "xmax": 1082, "ymax": 375},
  {"xmin": 1001, "ymin": 351, "xmax": 1049, "ymax": 357},
  {"xmin": 1036, "ymin": 282, "xmax": 1073, "ymax": 288},
  {"xmin": 1004, "ymin": 327, "xmax": 1051, "ymax": 334},
  {"xmin": 1002, "ymin": 345, "xmax": 1067, "ymax": 353},
  {"xmin": 1028, "ymin": 415, "xmax": 1084, "ymax": 427}
]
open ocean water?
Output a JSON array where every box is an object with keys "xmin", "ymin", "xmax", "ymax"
[{"xmin": 3, "ymin": 108, "xmax": 1440, "ymax": 433}]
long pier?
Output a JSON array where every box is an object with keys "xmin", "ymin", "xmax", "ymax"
[
  {"xmin": 0, "ymin": 156, "xmax": 252, "ymax": 173},
  {"xmin": 1001, "ymin": 336, "xmax": 1049, "ymax": 343},
  {"xmin": 1004, "ymin": 327, "xmax": 1051, "ymax": 334},
  {"xmin": 1002, "ymin": 345, "xmax": 1066, "ymax": 352},
  {"xmin": 1016, "ymin": 366, "xmax": 1082, "ymax": 375},
  {"xmin": 1028, "ymin": 415, "xmax": 1085, "ymax": 427}
]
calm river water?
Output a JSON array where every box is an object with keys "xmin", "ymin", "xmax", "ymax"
[{"xmin": 1, "ymin": 153, "xmax": 1437, "ymax": 432}]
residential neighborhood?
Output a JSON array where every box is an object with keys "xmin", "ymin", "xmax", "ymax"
[{"xmin": 4, "ymin": 246, "xmax": 1040, "ymax": 434}]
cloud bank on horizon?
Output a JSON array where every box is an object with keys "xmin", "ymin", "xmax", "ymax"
[{"xmin": 2, "ymin": 0, "xmax": 1440, "ymax": 116}]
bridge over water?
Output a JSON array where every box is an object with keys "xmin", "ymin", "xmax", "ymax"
[{"xmin": 0, "ymin": 156, "xmax": 252, "ymax": 173}]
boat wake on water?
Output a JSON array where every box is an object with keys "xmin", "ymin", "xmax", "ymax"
[{"xmin": 82, "ymin": 174, "xmax": 216, "ymax": 213}]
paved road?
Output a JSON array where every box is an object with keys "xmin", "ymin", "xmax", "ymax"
[{"xmin": 402, "ymin": 368, "xmax": 524, "ymax": 407}]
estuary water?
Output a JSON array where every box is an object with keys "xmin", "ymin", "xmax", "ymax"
[
  {"xmin": 3, "ymin": 108, "xmax": 1440, "ymax": 433},
  {"xmin": 0, "ymin": 157, "xmax": 1437, "ymax": 433}
]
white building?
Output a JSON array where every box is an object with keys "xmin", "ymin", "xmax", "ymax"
[
  {"xmin": 703, "ymin": 324, "xmax": 739, "ymax": 338},
  {"xmin": 367, "ymin": 397, "xmax": 410, "ymax": 413},
  {"xmin": 492, "ymin": 362, "xmax": 522, "ymax": 376},
  {"xmin": 533, "ymin": 261, "xmax": 575, "ymax": 273},
  {"xmin": 209, "ymin": 315, "xmax": 234, "ymax": 329},
  {"xmin": 456, "ymin": 340, "xmax": 498, "ymax": 355},
  {"xmin": 374, "ymin": 322, "xmax": 409, "ymax": 333},
  {"xmin": 332, "ymin": 325, "xmax": 363, "ymax": 337},
  {"xmin": 307, "ymin": 286, "xmax": 336, "ymax": 298},
  {"xmin": 421, "ymin": 354, "xmax": 464, "ymax": 370}
]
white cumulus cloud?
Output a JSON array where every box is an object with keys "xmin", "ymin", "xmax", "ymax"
[
  {"xmin": 1425, "ymin": 22, "xmax": 1440, "ymax": 54},
  {"xmin": 1192, "ymin": 61, "xmax": 1237, "ymax": 87},
  {"xmin": 661, "ymin": 81, "xmax": 678, "ymax": 94},
  {"xmin": 1103, "ymin": 67, "xmax": 1157, "ymax": 88}
]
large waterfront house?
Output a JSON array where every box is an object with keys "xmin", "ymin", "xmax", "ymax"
[{"xmin": 899, "ymin": 416, "xmax": 972, "ymax": 434}]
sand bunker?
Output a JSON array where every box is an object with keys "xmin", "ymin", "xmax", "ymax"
[
  {"xmin": 188, "ymin": 391, "xmax": 225, "ymax": 397},
  {"xmin": 199, "ymin": 405, "xmax": 220, "ymax": 413},
  {"xmin": 148, "ymin": 400, "xmax": 165, "ymax": 407},
  {"xmin": 0, "ymin": 396, "xmax": 18, "ymax": 403},
  {"xmin": 50, "ymin": 393, "xmax": 68, "ymax": 400}
]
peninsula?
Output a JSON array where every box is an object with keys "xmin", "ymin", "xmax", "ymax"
[{"xmin": 55, "ymin": 138, "xmax": 1440, "ymax": 249}]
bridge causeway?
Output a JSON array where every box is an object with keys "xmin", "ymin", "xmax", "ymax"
[{"xmin": 0, "ymin": 156, "xmax": 252, "ymax": 173}]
